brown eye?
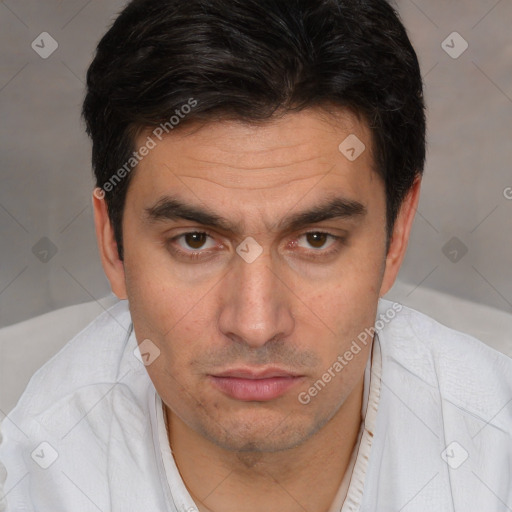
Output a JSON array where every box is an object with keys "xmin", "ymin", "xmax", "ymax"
[
  {"xmin": 305, "ymin": 232, "xmax": 329, "ymax": 249},
  {"xmin": 293, "ymin": 231, "xmax": 344, "ymax": 260},
  {"xmin": 184, "ymin": 232, "xmax": 208, "ymax": 249},
  {"xmin": 168, "ymin": 231, "xmax": 219, "ymax": 261}
]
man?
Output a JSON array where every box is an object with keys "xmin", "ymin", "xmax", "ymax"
[{"xmin": 1, "ymin": 0, "xmax": 511, "ymax": 510}]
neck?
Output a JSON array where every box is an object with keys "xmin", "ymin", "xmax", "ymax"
[{"xmin": 165, "ymin": 376, "xmax": 365, "ymax": 512}]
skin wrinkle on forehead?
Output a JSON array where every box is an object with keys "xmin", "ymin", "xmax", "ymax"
[
  {"xmin": 161, "ymin": 167, "xmax": 349, "ymax": 193},
  {"xmin": 140, "ymin": 108, "xmax": 374, "ymax": 175},
  {"xmin": 178, "ymin": 149, "xmax": 329, "ymax": 170}
]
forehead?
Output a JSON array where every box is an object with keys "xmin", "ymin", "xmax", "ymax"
[{"xmin": 126, "ymin": 108, "xmax": 383, "ymax": 226}]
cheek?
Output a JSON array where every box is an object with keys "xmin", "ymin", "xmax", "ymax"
[
  {"xmin": 310, "ymin": 246, "xmax": 384, "ymax": 322},
  {"xmin": 124, "ymin": 248, "xmax": 213, "ymax": 361},
  {"xmin": 124, "ymin": 242, "xmax": 191, "ymax": 332},
  {"xmin": 301, "ymin": 247, "xmax": 383, "ymax": 377},
  {"xmin": 126, "ymin": 275, "xmax": 206, "ymax": 413},
  {"xmin": 301, "ymin": 285, "xmax": 377, "ymax": 410}
]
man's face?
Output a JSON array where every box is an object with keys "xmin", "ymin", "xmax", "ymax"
[{"xmin": 115, "ymin": 109, "xmax": 390, "ymax": 452}]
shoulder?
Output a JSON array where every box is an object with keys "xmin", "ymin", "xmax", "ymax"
[
  {"xmin": 377, "ymin": 298, "xmax": 512, "ymax": 430},
  {"xmin": 2, "ymin": 300, "xmax": 150, "ymax": 441},
  {"xmin": 0, "ymin": 301, "xmax": 156, "ymax": 509}
]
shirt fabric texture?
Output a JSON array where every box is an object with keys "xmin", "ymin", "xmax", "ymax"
[{"xmin": 0, "ymin": 299, "xmax": 511, "ymax": 511}]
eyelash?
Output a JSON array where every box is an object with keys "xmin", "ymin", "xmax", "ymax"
[{"xmin": 167, "ymin": 231, "xmax": 345, "ymax": 261}]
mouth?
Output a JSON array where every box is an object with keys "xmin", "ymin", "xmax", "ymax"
[{"xmin": 208, "ymin": 367, "xmax": 305, "ymax": 401}]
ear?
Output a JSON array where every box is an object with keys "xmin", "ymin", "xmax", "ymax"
[
  {"xmin": 92, "ymin": 189, "xmax": 128, "ymax": 300},
  {"xmin": 379, "ymin": 176, "xmax": 421, "ymax": 297}
]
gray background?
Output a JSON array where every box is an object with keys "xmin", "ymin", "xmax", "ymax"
[{"xmin": 0, "ymin": 0, "xmax": 511, "ymax": 328}]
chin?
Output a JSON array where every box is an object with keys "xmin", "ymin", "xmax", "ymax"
[{"xmin": 197, "ymin": 411, "xmax": 320, "ymax": 454}]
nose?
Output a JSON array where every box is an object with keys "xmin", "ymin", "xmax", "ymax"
[{"xmin": 218, "ymin": 248, "xmax": 295, "ymax": 348}]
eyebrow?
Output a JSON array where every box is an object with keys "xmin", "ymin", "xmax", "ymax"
[{"xmin": 144, "ymin": 194, "xmax": 367, "ymax": 234}]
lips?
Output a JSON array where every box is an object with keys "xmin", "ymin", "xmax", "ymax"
[
  {"xmin": 209, "ymin": 367, "xmax": 304, "ymax": 401},
  {"xmin": 213, "ymin": 367, "xmax": 301, "ymax": 379}
]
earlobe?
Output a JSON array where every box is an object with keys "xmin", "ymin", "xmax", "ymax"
[
  {"xmin": 92, "ymin": 189, "xmax": 128, "ymax": 300},
  {"xmin": 379, "ymin": 176, "xmax": 422, "ymax": 297}
]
